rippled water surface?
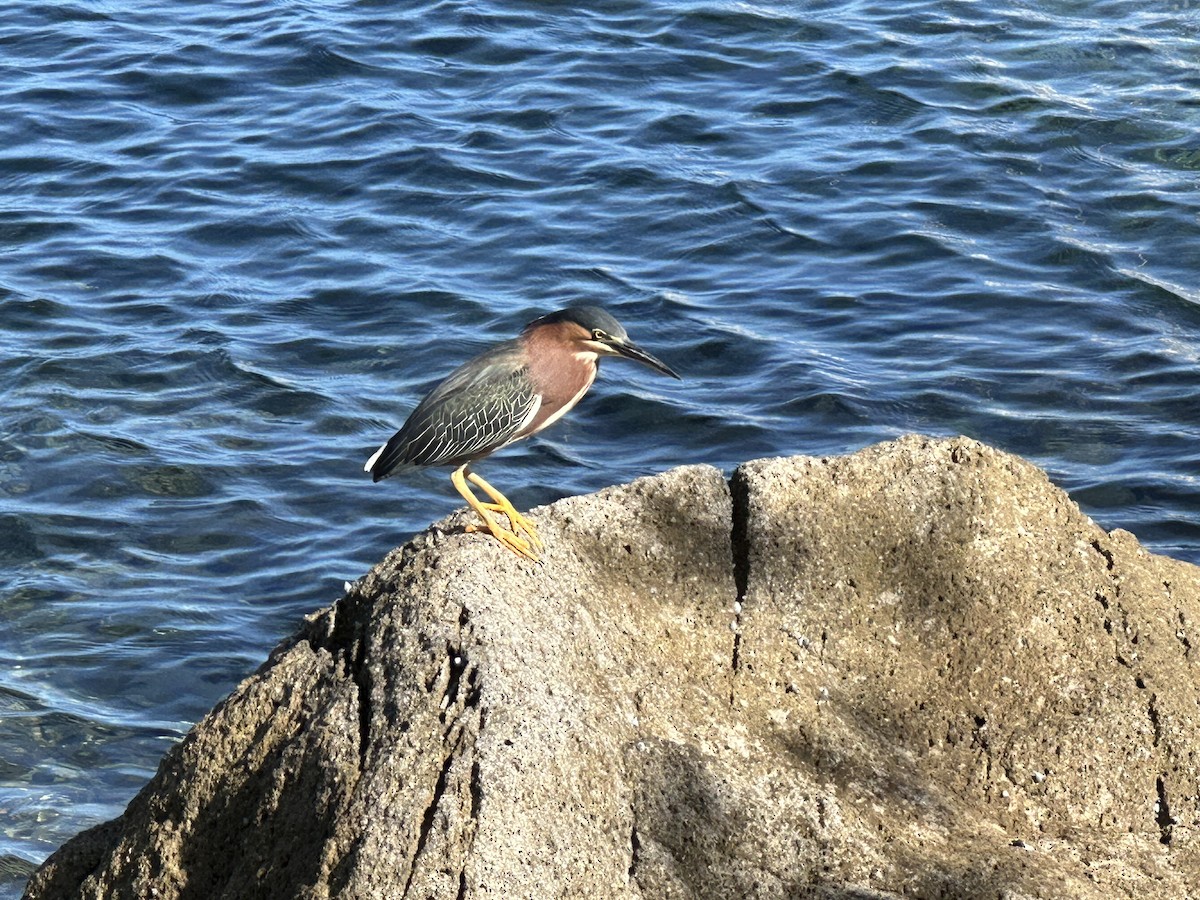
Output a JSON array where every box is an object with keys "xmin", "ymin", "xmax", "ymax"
[{"xmin": 3, "ymin": 0, "xmax": 1200, "ymax": 890}]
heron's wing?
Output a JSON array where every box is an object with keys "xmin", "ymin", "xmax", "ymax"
[{"xmin": 367, "ymin": 341, "xmax": 540, "ymax": 479}]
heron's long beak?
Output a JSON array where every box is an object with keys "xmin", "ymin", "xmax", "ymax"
[{"xmin": 609, "ymin": 338, "xmax": 681, "ymax": 379}]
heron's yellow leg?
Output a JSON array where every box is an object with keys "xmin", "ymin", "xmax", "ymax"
[
  {"xmin": 450, "ymin": 466, "xmax": 538, "ymax": 561},
  {"xmin": 467, "ymin": 471, "xmax": 544, "ymax": 551}
]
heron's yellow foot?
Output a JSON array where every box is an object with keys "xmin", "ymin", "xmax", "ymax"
[
  {"xmin": 478, "ymin": 502, "xmax": 543, "ymax": 550},
  {"xmin": 466, "ymin": 470, "xmax": 544, "ymax": 551},
  {"xmin": 451, "ymin": 465, "xmax": 541, "ymax": 562},
  {"xmin": 464, "ymin": 519, "xmax": 539, "ymax": 561}
]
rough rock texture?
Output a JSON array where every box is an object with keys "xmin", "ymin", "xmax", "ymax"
[{"xmin": 23, "ymin": 436, "xmax": 1200, "ymax": 899}]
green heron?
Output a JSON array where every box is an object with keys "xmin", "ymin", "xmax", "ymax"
[{"xmin": 365, "ymin": 305, "xmax": 680, "ymax": 560}]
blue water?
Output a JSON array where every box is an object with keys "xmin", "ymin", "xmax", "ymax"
[{"xmin": 3, "ymin": 0, "xmax": 1199, "ymax": 891}]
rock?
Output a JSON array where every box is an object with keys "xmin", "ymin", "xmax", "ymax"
[
  {"xmin": 731, "ymin": 437, "xmax": 1200, "ymax": 898},
  {"xmin": 23, "ymin": 436, "xmax": 1200, "ymax": 899}
]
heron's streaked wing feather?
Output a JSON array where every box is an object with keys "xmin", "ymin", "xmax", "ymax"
[{"xmin": 368, "ymin": 341, "xmax": 539, "ymax": 479}]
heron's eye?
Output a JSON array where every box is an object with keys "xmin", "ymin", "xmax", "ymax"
[{"xmin": 591, "ymin": 329, "xmax": 608, "ymax": 342}]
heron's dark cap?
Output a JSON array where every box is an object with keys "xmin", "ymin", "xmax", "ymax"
[{"xmin": 526, "ymin": 305, "xmax": 628, "ymax": 340}]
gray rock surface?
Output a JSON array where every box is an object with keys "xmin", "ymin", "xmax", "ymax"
[{"xmin": 23, "ymin": 436, "xmax": 1200, "ymax": 899}]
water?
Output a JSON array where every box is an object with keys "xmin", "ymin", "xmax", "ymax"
[{"xmin": 2, "ymin": 0, "xmax": 1199, "ymax": 891}]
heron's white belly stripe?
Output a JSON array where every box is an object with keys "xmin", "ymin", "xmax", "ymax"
[
  {"xmin": 535, "ymin": 369, "xmax": 595, "ymax": 434},
  {"xmin": 514, "ymin": 395, "xmax": 542, "ymax": 435}
]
